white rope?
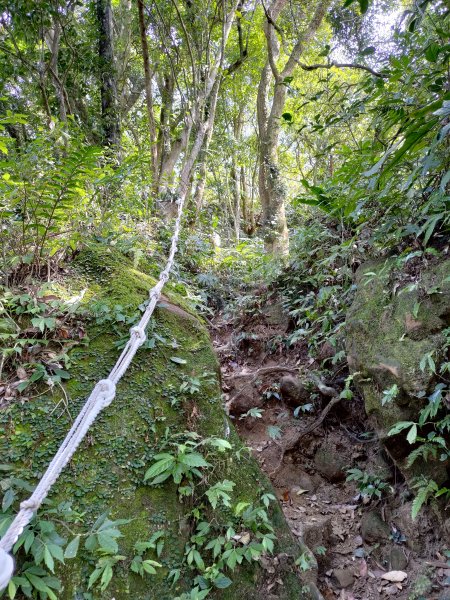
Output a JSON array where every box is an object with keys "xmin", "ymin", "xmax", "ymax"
[{"xmin": 0, "ymin": 195, "xmax": 186, "ymax": 590}]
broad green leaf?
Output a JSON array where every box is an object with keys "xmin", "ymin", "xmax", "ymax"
[
  {"xmin": 170, "ymin": 356, "xmax": 187, "ymax": 365},
  {"xmin": 64, "ymin": 536, "xmax": 80, "ymax": 559}
]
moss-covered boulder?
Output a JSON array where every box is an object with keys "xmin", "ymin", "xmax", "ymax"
[
  {"xmin": 345, "ymin": 257, "xmax": 450, "ymax": 486},
  {"xmin": 0, "ymin": 245, "xmax": 314, "ymax": 600}
]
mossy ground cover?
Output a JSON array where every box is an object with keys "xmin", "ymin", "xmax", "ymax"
[
  {"xmin": 0, "ymin": 245, "xmax": 309, "ymax": 599},
  {"xmin": 345, "ymin": 256, "xmax": 450, "ymax": 486}
]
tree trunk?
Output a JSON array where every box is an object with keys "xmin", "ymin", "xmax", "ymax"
[
  {"xmin": 257, "ymin": 61, "xmax": 289, "ymax": 255},
  {"xmin": 241, "ymin": 166, "xmax": 253, "ymax": 235},
  {"xmin": 231, "ymin": 162, "xmax": 240, "ymax": 241},
  {"xmin": 97, "ymin": 0, "xmax": 120, "ymax": 149},
  {"xmin": 137, "ymin": 0, "xmax": 158, "ymax": 188},
  {"xmin": 257, "ymin": 0, "xmax": 331, "ymax": 256},
  {"xmin": 193, "ymin": 121, "xmax": 214, "ymax": 216},
  {"xmin": 44, "ymin": 23, "xmax": 69, "ymax": 122}
]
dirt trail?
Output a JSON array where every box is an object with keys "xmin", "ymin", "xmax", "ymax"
[{"xmin": 209, "ymin": 293, "xmax": 449, "ymax": 600}]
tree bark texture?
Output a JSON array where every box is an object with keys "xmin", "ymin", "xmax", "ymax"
[
  {"xmin": 97, "ymin": 0, "xmax": 120, "ymax": 148},
  {"xmin": 257, "ymin": 0, "xmax": 332, "ymax": 256}
]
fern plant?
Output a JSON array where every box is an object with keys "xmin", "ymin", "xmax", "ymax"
[{"xmin": 0, "ymin": 119, "xmax": 102, "ymax": 275}]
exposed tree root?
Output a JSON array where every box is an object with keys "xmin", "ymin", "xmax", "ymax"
[{"xmin": 269, "ymin": 376, "xmax": 341, "ymax": 478}]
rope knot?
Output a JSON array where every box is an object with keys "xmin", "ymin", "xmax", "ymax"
[
  {"xmin": 97, "ymin": 379, "xmax": 116, "ymax": 408},
  {"xmin": 130, "ymin": 325, "xmax": 147, "ymax": 346},
  {"xmin": 20, "ymin": 499, "xmax": 39, "ymax": 512}
]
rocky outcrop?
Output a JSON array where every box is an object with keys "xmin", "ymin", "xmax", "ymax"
[
  {"xmin": 0, "ymin": 245, "xmax": 313, "ymax": 599},
  {"xmin": 345, "ymin": 257, "xmax": 450, "ymax": 486}
]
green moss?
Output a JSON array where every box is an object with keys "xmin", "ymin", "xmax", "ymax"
[
  {"xmin": 346, "ymin": 257, "xmax": 450, "ymax": 485},
  {"xmin": 1, "ymin": 243, "xmax": 311, "ymax": 600}
]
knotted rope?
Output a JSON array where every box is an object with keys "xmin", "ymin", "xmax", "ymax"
[{"xmin": 0, "ymin": 195, "xmax": 185, "ymax": 590}]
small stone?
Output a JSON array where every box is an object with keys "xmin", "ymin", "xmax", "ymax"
[
  {"xmin": 317, "ymin": 341, "xmax": 335, "ymax": 361},
  {"xmin": 361, "ymin": 511, "xmax": 390, "ymax": 543},
  {"xmin": 314, "ymin": 446, "xmax": 346, "ymax": 482},
  {"xmin": 333, "ymin": 568, "xmax": 354, "ymax": 589},
  {"xmin": 381, "ymin": 571, "xmax": 407, "ymax": 583},
  {"xmin": 384, "ymin": 584, "xmax": 399, "ymax": 595},
  {"xmin": 389, "ymin": 546, "xmax": 408, "ymax": 571},
  {"xmin": 297, "ymin": 473, "xmax": 317, "ymax": 492},
  {"xmin": 279, "ymin": 375, "xmax": 309, "ymax": 406}
]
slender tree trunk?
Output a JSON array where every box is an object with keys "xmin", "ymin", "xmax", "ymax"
[
  {"xmin": 137, "ymin": 0, "xmax": 158, "ymax": 188},
  {"xmin": 231, "ymin": 161, "xmax": 240, "ymax": 241},
  {"xmin": 44, "ymin": 23, "xmax": 68, "ymax": 121},
  {"xmin": 97, "ymin": 0, "xmax": 120, "ymax": 148},
  {"xmin": 241, "ymin": 166, "xmax": 253, "ymax": 235},
  {"xmin": 193, "ymin": 121, "xmax": 214, "ymax": 215},
  {"xmin": 257, "ymin": 60, "xmax": 288, "ymax": 254},
  {"xmin": 257, "ymin": 0, "xmax": 331, "ymax": 256}
]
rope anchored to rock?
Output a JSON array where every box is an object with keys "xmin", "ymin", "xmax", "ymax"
[{"xmin": 0, "ymin": 195, "xmax": 186, "ymax": 590}]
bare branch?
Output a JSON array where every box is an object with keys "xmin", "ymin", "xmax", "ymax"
[
  {"xmin": 281, "ymin": 0, "xmax": 332, "ymax": 79},
  {"xmin": 300, "ymin": 61, "xmax": 387, "ymax": 78}
]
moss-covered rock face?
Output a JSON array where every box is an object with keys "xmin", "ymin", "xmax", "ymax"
[
  {"xmin": 345, "ymin": 257, "xmax": 450, "ymax": 485},
  {"xmin": 0, "ymin": 245, "xmax": 312, "ymax": 600}
]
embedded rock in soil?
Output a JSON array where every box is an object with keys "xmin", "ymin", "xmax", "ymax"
[
  {"xmin": 360, "ymin": 511, "xmax": 390, "ymax": 543},
  {"xmin": 280, "ymin": 375, "xmax": 309, "ymax": 407},
  {"xmin": 262, "ymin": 301, "xmax": 290, "ymax": 330},
  {"xmin": 301, "ymin": 515, "xmax": 332, "ymax": 551},
  {"xmin": 390, "ymin": 500, "xmax": 428, "ymax": 552},
  {"xmin": 333, "ymin": 568, "xmax": 354, "ymax": 589},
  {"xmin": 389, "ymin": 546, "xmax": 408, "ymax": 571},
  {"xmin": 314, "ymin": 446, "xmax": 346, "ymax": 482},
  {"xmin": 0, "ymin": 244, "xmax": 313, "ymax": 600},
  {"xmin": 345, "ymin": 257, "xmax": 450, "ymax": 488},
  {"xmin": 297, "ymin": 472, "xmax": 320, "ymax": 493}
]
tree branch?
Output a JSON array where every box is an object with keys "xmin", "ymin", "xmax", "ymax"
[
  {"xmin": 281, "ymin": 0, "xmax": 332, "ymax": 79},
  {"xmin": 300, "ymin": 61, "xmax": 387, "ymax": 78}
]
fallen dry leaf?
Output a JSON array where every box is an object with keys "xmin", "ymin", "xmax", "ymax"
[
  {"xmin": 359, "ymin": 559, "xmax": 368, "ymax": 578},
  {"xmin": 381, "ymin": 571, "xmax": 407, "ymax": 583},
  {"xmin": 16, "ymin": 366, "xmax": 27, "ymax": 380}
]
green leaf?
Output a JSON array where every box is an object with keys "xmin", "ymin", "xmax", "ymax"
[
  {"xmin": 2, "ymin": 488, "xmax": 15, "ymax": 511},
  {"xmin": 25, "ymin": 573, "xmax": 49, "ymax": 593},
  {"xmin": 387, "ymin": 421, "xmax": 415, "ymax": 436},
  {"xmin": 100, "ymin": 565, "xmax": 113, "ymax": 591},
  {"xmin": 64, "ymin": 536, "xmax": 80, "ymax": 559},
  {"xmin": 214, "ymin": 575, "xmax": 233, "ymax": 589},
  {"xmin": 7, "ymin": 579, "xmax": 16, "ymax": 599},
  {"xmin": 48, "ymin": 543, "xmax": 64, "ymax": 564},
  {"xmin": 88, "ymin": 568, "xmax": 102, "ymax": 589},
  {"xmin": 207, "ymin": 438, "xmax": 232, "ymax": 451},
  {"xmin": 170, "ymin": 356, "xmax": 187, "ymax": 365},
  {"xmin": 406, "ymin": 424, "xmax": 417, "ymax": 444},
  {"xmin": 282, "ymin": 112, "xmax": 293, "ymax": 123},
  {"xmin": 44, "ymin": 546, "xmax": 55, "ymax": 572},
  {"xmin": 144, "ymin": 456, "xmax": 174, "ymax": 481},
  {"xmin": 425, "ymin": 42, "xmax": 440, "ymax": 62},
  {"xmin": 267, "ymin": 425, "xmax": 282, "ymax": 440},
  {"xmin": 179, "ymin": 452, "xmax": 210, "ymax": 468},
  {"xmin": 358, "ymin": 0, "xmax": 369, "ymax": 13},
  {"xmin": 97, "ymin": 532, "xmax": 119, "ymax": 553}
]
